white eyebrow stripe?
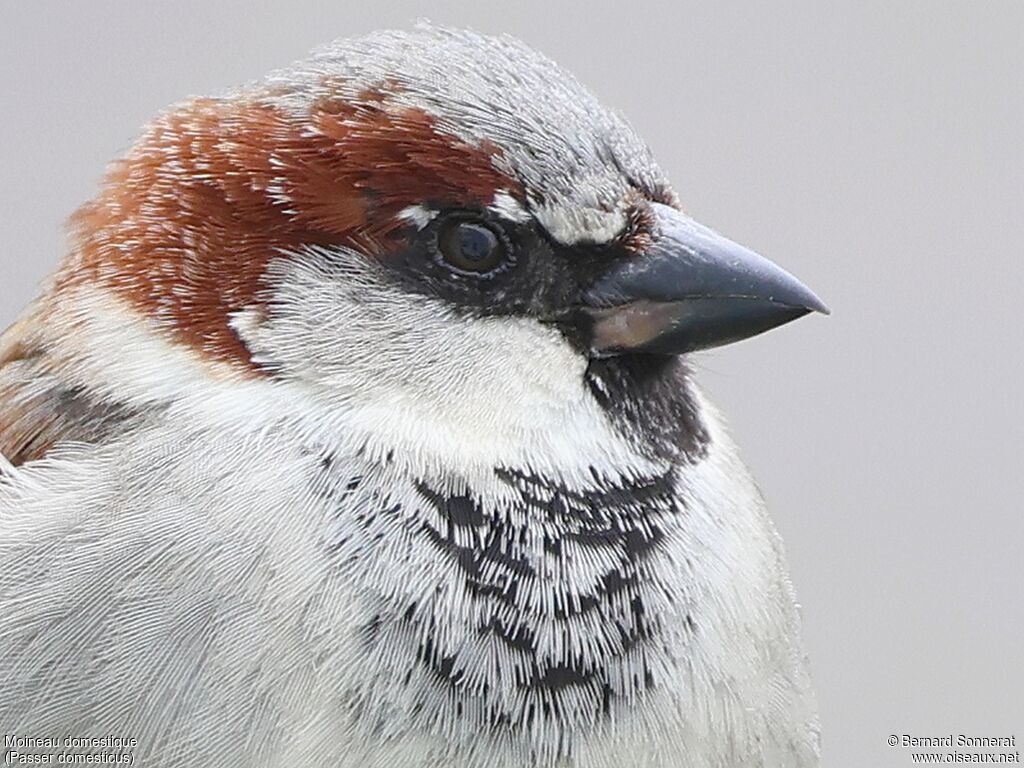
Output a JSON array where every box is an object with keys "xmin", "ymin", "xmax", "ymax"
[
  {"xmin": 403, "ymin": 194, "xmax": 627, "ymax": 245},
  {"xmin": 398, "ymin": 204, "xmax": 438, "ymax": 230},
  {"xmin": 534, "ymin": 204, "xmax": 627, "ymax": 246},
  {"xmin": 488, "ymin": 191, "xmax": 532, "ymax": 223}
]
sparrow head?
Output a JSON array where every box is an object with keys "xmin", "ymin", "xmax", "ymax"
[{"xmin": 12, "ymin": 25, "xmax": 825, "ymax": 466}]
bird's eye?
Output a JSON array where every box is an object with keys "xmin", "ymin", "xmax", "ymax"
[{"xmin": 436, "ymin": 218, "xmax": 507, "ymax": 274}]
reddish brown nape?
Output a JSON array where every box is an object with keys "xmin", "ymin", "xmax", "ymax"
[{"xmin": 58, "ymin": 93, "xmax": 522, "ymax": 371}]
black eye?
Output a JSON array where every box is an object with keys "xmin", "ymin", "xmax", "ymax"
[{"xmin": 436, "ymin": 218, "xmax": 507, "ymax": 274}]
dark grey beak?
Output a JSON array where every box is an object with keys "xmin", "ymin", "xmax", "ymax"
[{"xmin": 581, "ymin": 202, "xmax": 828, "ymax": 356}]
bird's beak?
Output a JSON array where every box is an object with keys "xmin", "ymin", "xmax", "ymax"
[{"xmin": 580, "ymin": 202, "xmax": 829, "ymax": 356}]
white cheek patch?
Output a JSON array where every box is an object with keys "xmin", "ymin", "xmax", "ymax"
[
  {"xmin": 240, "ymin": 251, "xmax": 666, "ymax": 484},
  {"xmin": 534, "ymin": 203, "xmax": 627, "ymax": 246}
]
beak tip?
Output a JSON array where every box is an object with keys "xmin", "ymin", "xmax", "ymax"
[
  {"xmin": 809, "ymin": 295, "xmax": 831, "ymax": 316},
  {"xmin": 782, "ymin": 284, "xmax": 830, "ymax": 317}
]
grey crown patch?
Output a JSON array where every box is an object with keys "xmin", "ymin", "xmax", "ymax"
[{"xmin": 261, "ymin": 24, "xmax": 675, "ymax": 245}]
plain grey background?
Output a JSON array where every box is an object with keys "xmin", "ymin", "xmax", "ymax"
[{"xmin": 1, "ymin": 1, "xmax": 1021, "ymax": 765}]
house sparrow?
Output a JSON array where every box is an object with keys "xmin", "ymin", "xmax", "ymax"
[{"xmin": 0, "ymin": 25, "xmax": 825, "ymax": 768}]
